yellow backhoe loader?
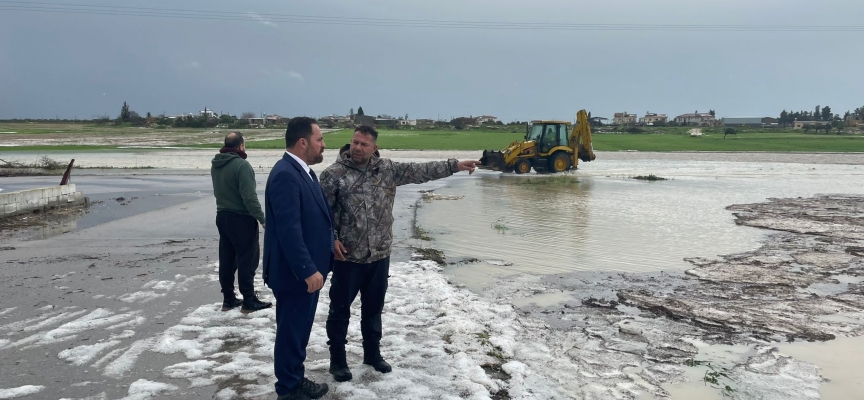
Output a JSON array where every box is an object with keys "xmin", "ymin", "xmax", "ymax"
[{"xmin": 479, "ymin": 109, "xmax": 596, "ymax": 174}]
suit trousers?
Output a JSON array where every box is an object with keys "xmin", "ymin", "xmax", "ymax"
[
  {"xmin": 325, "ymin": 257, "xmax": 390, "ymax": 347},
  {"xmin": 215, "ymin": 211, "xmax": 259, "ymax": 297},
  {"xmin": 273, "ymin": 287, "xmax": 320, "ymax": 396}
]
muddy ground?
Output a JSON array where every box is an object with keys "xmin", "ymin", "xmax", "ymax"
[
  {"xmin": 1, "ymin": 164, "xmax": 863, "ymax": 398},
  {"xmin": 448, "ymin": 194, "xmax": 864, "ymax": 399}
]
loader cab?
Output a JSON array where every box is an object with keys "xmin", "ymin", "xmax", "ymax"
[{"xmin": 527, "ymin": 121, "xmax": 570, "ymax": 154}]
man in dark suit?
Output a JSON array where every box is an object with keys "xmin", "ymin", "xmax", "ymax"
[{"xmin": 263, "ymin": 117, "xmax": 332, "ymax": 400}]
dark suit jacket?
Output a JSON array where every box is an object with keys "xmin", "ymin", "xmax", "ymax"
[{"xmin": 263, "ymin": 153, "xmax": 333, "ymax": 292}]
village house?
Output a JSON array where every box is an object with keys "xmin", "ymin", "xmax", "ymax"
[
  {"xmin": 639, "ymin": 112, "xmax": 667, "ymax": 125},
  {"xmin": 613, "ymin": 112, "xmax": 637, "ymax": 125},
  {"xmin": 199, "ymin": 107, "xmax": 218, "ymax": 119},
  {"xmin": 793, "ymin": 120, "xmax": 831, "ymax": 130},
  {"xmin": 674, "ymin": 111, "xmax": 717, "ymax": 126}
]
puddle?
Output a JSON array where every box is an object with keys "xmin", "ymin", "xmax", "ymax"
[
  {"xmin": 778, "ymin": 335, "xmax": 864, "ymax": 399},
  {"xmin": 418, "ymin": 160, "xmax": 864, "ymax": 283},
  {"xmin": 510, "ymin": 291, "xmax": 574, "ymax": 307},
  {"xmin": 833, "ymin": 274, "xmax": 864, "ymax": 285}
]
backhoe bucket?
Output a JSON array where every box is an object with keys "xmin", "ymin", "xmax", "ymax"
[{"xmin": 479, "ymin": 150, "xmax": 507, "ymax": 171}]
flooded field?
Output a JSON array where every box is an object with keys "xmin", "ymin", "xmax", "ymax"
[{"xmin": 417, "ymin": 158, "xmax": 864, "ymax": 288}]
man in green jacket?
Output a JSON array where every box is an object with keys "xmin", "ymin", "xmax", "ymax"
[
  {"xmin": 211, "ymin": 131, "xmax": 272, "ymax": 314},
  {"xmin": 319, "ymin": 125, "xmax": 479, "ymax": 381}
]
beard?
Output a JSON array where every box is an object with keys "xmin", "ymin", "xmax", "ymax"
[
  {"xmin": 352, "ymin": 151, "xmax": 371, "ymax": 165},
  {"xmin": 306, "ymin": 147, "xmax": 324, "ymax": 165}
]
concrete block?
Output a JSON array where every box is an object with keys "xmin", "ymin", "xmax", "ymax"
[{"xmin": 3, "ymin": 204, "xmax": 17, "ymax": 215}]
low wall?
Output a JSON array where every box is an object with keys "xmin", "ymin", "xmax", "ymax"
[{"xmin": 0, "ymin": 184, "xmax": 88, "ymax": 217}]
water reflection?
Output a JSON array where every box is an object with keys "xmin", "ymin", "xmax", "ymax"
[{"xmin": 417, "ymin": 161, "xmax": 864, "ymax": 279}]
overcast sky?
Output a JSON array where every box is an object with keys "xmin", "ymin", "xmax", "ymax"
[{"xmin": 1, "ymin": 0, "xmax": 862, "ymax": 121}]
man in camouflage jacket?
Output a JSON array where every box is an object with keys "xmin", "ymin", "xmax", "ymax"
[{"xmin": 319, "ymin": 125, "xmax": 479, "ymax": 381}]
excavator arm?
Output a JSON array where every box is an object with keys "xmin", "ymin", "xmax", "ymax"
[{"xmin": 570, "ymin": 109, "xmax": 596, "ymax": 167}]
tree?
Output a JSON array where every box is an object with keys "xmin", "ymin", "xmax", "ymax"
[
  {"xmin": 724, "ymin": 128, "xmax": 737, "ymax": 139},
  {"xmin": 240, "ymin": 112, "xmax": 256, "ymax": 119},
  {"xmin": 779, "ymin": 110, "xmax": 790, "ymax": 126},
  {"xmin": 709, "ymin": 109, "xmax": 716, "ymax": 117},
  {"xmin": 219, "ymin": 114, "xmax": 236, "ymax": 124},
  {"xmin": 120, "ymin": 101, "xmax": 131, "ymax": 122},
  {"xmin": 832, "ymin": 120, "xmax": 844, "ymax": 134},
  {"xmin": 854, "ymin": 105, "xmax": 864, "ymax": 119},
  {"xmin": 823, "ymin": 124, "xmax": 832, "ymax": 134},
  {"xmin": 814, "ymin": 105, "xmax": 821, "ymax": 121},
  {"xmin": 821, "ymin": 106, "xmax": 832, "ymax": 121},
  {"xmin": 357, "ymin": 107, "xmax": 364, "ymax": 116}
]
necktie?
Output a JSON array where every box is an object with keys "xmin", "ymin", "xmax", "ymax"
[{"xmin": 309, "ymin": 170, "xmax": 334, "ymax": 252}]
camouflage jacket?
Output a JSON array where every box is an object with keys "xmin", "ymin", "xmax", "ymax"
[{"xmin": 320, "ymin": 147, "xmax": 459, "ymax": 264}]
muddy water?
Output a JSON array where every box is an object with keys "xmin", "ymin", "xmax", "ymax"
[
  {"xmin": 417, "ymin": 159, "xmax": 864, "ymax": 284},
  {"xmin": 778, "ymin": 336, "xmax": 864, "ymax": 399}
]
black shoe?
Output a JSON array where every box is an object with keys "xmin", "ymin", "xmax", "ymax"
[
  {"xmin": 299, "ymin": 378, "xmax": 329, "ymax": 399},
  {"xmin": 364, "ymin": 357, "xmax": 392, "ymax": 373},
  {"xmin": 221, "ymin": 292, "xmax": 243, "ymax": 311},
  {"xmin": 276, "ymin": 387, "xmax": 310, "ymax": 400},
  {"xmin": 240, "ymin": 293, "xmax": 272, "ymax": 314},
  {"xmin": 221, "ymin": 298, "xmax": 243, "ymax": 311},
  {"xmin": 328, "ymin": 346, "xmax": 352, "ymax": 382},
  {"xmin": 363, "ymin": 343, "xmax": 392, "ymax": 373}
]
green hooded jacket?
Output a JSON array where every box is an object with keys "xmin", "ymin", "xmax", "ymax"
[{"xmin": 210, "ymin": 153, "xmax": 265, "ymax": 224}]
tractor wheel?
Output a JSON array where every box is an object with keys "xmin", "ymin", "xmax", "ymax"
[
  {"xmin": 514, "ymin": 159, "xmax": 531, "ymax": 174},
  {"xmin": 550, "ymin": 152, "xmax": 571, "ymax": 173}
]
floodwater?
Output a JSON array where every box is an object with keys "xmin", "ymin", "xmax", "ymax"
[
  {"xmin": 0, "ymin": 148, "xmax": 481, "ymax": 171},
  {"xmin": 417, "ymin": 157, "xmax": 864, "ymax": 288},
  {"xmin": 779, "ymin": 335, "xmax": 864, "ymax": 399}
]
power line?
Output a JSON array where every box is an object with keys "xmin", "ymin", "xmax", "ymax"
[{"xmin": 1, "ymin": 1, "xmax": 863, "ymax": 32}]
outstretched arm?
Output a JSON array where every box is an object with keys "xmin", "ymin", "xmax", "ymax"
[{"xmin": 392, "ymin": 159, "xmax": 480, "ymax": 186}]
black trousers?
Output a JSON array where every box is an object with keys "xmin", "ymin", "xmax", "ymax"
[
  {"xmin": 326, "ymin": 256, "xmax": 390, "ymax": 347},
  {"xmin": 215, "ymin": 210, "xmax": 260, "ymax": 297}
]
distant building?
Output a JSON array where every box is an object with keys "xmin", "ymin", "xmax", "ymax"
[
  {"xmin": 416, "ymin": 119, "xmax": 435, "ymax": 126},
  {"xmin": 793, "ymin": 120, "xmax": 831, "ymax": 130},
  {"xmin": 476, "ymin": 115, "xmax": 499, "ymax": 124},
  {"xmin": 265, "ymin": 114, "xmax": 287, "ymax": 125},
  {"xmin": 199, "ymin": 107, "xmax": 218, "ymax": 119},
  {"xmin": 247, "ymin": 117, "xmax": 266, "ymax": 127},
  {"xmin": 613, "ymin": 112, "xmax": 637, "ymax": 125},
  {"xmin": 721, "ymin": 117, "xmax": 763, "ymax": 127},
  {"xmin": 639, "ymin": 112, "xmax": 667, "ymax": 125},
  {"xmin": 354, "ymin": 115, "xmax": 375, "ymax": 126},
  {"xmin": 399, "ymin": 119, "xmax": 417, "ymax": 126},
  {"xmin": 674, "ymin": 111, "xmax": 717, "ymax": 126},
  {"xmin": 375, "ymin": 118, "xmax": 398, "ymax": 128},
  {"xmin": 845, "ymin": 115, "xmax": 861, "ymax": 126}
]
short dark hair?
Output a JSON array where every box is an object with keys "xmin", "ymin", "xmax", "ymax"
[
  {"xmin": 285, "ymin": 117, "xmax": 318, "ymax": 148},
  {"xmin": 224, "ymin": 131, "xmax": 244, "ymax": 148},
  {"xmin": 354, "ymin": 125, "xmax": 378, "ymax": 141}
]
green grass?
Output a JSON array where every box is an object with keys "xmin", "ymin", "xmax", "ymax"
[
  {"xmin": 244, "ymin": 129, "xmax": 526, "ymax": 151},
  {"xmin": 592, "ymin": 130, "xmax": 864, "ymax": 152},
  {"xmin": 631, "ymin": 174, "xmax": 668, "ymax": 181},
  {"xmin": 2, "ymin": 123, "xmax": 863, "ymax": 153}
]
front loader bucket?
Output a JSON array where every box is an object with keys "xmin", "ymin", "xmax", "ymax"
[{"xmin": 479, "ymin": 150, "xmax": 507, "ymax": 171}]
